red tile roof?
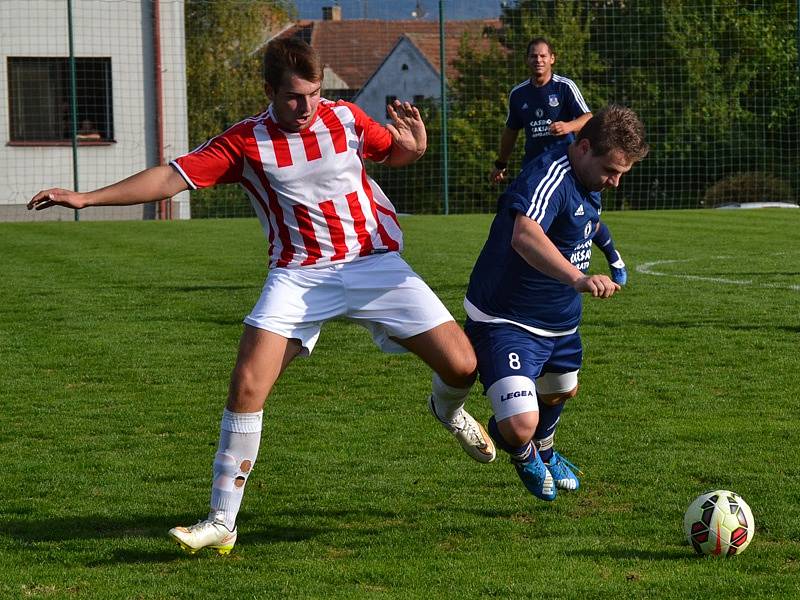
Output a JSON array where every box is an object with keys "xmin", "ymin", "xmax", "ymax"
[{"xmin": 276, "ymin": 19, "xmax": 501, "ymax": 89}]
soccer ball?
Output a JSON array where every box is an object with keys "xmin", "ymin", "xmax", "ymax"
[{"xmin": 683, "ymin": 490, "xmax": 754, "ymax": 556}]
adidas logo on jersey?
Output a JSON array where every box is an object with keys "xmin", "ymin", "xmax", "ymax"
[
  {"xmin": 574, "ymin": 204, "xmax": 585, "ymax": 216},
  {"xmin": 521, "ymin": 102, "xmax": 528, "ymax": 109}
]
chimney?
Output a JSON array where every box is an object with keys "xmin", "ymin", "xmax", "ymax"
[{"xmin": 322, "ymin": 6, "xmax": 342, "ymax": 21}]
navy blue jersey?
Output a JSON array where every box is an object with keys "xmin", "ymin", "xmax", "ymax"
[
  {"xmin": 465, "ymin": 143, "xmax": 601, "ymax": 334},
  {"xmin": 505, "ymin": 74, "xmax": 590, "ymax": 164}
]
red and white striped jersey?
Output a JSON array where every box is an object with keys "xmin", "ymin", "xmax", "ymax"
[{"xmin": 171, "ymin": 99, "xmax": 403, "ymax": 269}]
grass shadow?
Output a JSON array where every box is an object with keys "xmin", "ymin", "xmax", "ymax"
[
  {"xmin": 82, "ymin": 524, "xmax": 330, "ymax": 566},
  {"xmin": 627, "ymin": 318, "xmax": 799, "ymax": 333},
  {"xmin": 2, "ymin": 514, "xmax": 186, "ymax": 542},
  {"xmin": 131, "ymin": 284, "xmax": 255, "ymax": 293},
  {"xmin": 2, "ymin": 514, "xmax": 326, "ymax": 546}
]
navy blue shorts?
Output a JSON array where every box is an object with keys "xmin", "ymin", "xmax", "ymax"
[{"xmin": 464, "ymin": 319, "xmax": 583, "ymax": 394}]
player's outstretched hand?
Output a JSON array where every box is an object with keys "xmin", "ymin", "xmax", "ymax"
[
  {"xmin": 489, "ymin": 167, "xmax": 508, "ymax": 184},
  {"xmin": 28, "ymin": 188, "xmax": 86, "ymax": 211},
  {"xmin": 574, "ymin": 274, "xmax": 620, "ymax": 298},
  {"xmin": 386, "ymin": 100, "xmax": 427, "ymax": 158}
]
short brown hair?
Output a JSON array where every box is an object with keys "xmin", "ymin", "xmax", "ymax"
[
  {"xmin": 262, "ymin": 37, "xmax": 323, "ymax": 91},
  {"xmin": 527, "ymin": 37, "xmax": 554, "ymax": 56},
  {"xmin": 577, "ymin": 105, "xmax": 649, "ymax": 163}
]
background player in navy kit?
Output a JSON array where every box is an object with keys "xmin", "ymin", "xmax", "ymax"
[
  {"xmin": 489, "ymin": 38, "xmax": 629, "ymax": 286},
  {"xmin": 467, "ymin": 105, "xmax": 648, "ymax": 499}
]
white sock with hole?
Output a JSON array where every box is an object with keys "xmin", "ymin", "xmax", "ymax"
[{"xmin": 209, "ymin": 408, "xmax": 262, "ymax": 531}]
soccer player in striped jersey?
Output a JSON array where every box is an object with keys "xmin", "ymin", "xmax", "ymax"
[
  {"xmin": 468, "ymin": 106, "xmax": 648, "ymax": 500},
  {"xmin": 29, "ymin": 37, "xmax": 495, "ymax": 554},
  {"xmin": 490, "ymin": 38, "xmax": 629, "ymax": 286}
]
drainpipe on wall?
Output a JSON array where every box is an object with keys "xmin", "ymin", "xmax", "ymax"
[
  {"xmin": 153, "ymin": 0, "xmax": 170, "ymax": 219},
  {"xmin": 438, "ymin": 0, "xmax": 449, "ymax": 215},
  {"xmin": 67, "ymin": 0, "xmax": 80, "ymax": 221}
]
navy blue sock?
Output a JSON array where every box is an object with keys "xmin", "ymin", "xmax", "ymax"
[
  {"xmin": 594, "ymin": 221, "xmax": 618, "ymax": 264},
  {"xmin": 487, "ymin": 416, "xmax": 533, "ymax": 461},
  {"xmin": 538, "ymin": 447, "xmax": 554, "ymax": 463},
  {"xmin": 534, "ymin": 402, "xmax": 566, "ymax": 463}
]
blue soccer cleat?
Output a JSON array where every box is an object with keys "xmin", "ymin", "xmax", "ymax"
[
  {"xmin": 609, "ymin": 251, "xmax": 628, "ymax": 286},
  {"xmin": 512, "ymin": 452, "xmax": 557, "ymax": 501},
  {"xmin": 545, "ymin": 451, "xmax": 583, "ymax": 491}
]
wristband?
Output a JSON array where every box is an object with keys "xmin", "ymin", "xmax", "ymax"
[{"xmin": 494, "ymin": 160, "xmax": 508, "ymax": 170}]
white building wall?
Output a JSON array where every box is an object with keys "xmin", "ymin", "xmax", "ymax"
[
  {"xmin": 0, "ymin": 0, "xmax": 189, "ymax": 221},
  {"xmin": 354, "ymin": 39, "xmax": 441, "ymax": 124}
]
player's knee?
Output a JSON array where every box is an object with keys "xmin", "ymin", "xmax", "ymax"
[
  {"xmin": 229, "ymin": 364, "xmax": 269, "ymax": 407},
  {"xmin": 497, "ymin": 412, "xmax": 539, "ymax": 447},
  {"xmin": 539, "ymin": 385, "xmax": 578, "ymax": 406},
  {"xmin": 456, "ymin": 351, "xmax": 478, "ymax": 384},
  {"xmin": 440, "ymin": 345, "xmax": 477, "ymax": 387},
  {"xmin": 458, "ymin": 335, "xmax": 478, "ymax": 376}
]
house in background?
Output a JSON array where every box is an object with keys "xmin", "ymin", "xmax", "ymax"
[
  {"xmin": 278, "ymin": 7, "xmax": 500, "ymax": 123},
  {"xmin": 0, "ymin": 0, "xmax": 190, "ymax": 221},
  {"xmin": 353, "ymin": 35, "xmax": 439, "ymax": 122},
  {"xmin": 353, "ymin": 31, "xmax": 490, "ymax": 123}
]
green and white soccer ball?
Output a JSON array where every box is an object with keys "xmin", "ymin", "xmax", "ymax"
[{"xmin": 683, "ymin": 490, "xmax": 755, "ymax": 556}]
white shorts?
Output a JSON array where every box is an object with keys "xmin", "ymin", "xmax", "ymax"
[{"xmin": 244, "ymin": 252, "xmax": 454, "ymax": 356}]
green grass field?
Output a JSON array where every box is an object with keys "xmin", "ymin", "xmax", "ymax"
[{"xmin": 1, "ymin": 209, "xmax": 799, "ymax": 599}]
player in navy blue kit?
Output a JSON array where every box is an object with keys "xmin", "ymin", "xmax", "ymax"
[
  {"xmin": 490, "ymin": 38, "xmax": 629, "ymax": 286},
  {"xmin": 468, "ymin": 106, "xmax": 648, "ymax": 500}
]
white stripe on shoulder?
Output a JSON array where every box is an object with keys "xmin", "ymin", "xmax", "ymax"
[
  {"xmin": 509, "ymin": 79, "xmax": 531, "ymax": 95},
  {"xmin": 506, "ymin": 80, "xmax": 532, "ymax": 124},
  {"xmin": 222, "ymin": 111, "xmax": 269, "ymax": 132},
  {"xmin": 186, "ymin": 111, "xmax": 266, "ymax": 154},
  {"xmin": 527, "ymin": 158, "xmax": 564, "ymax": 219},
  {"xmin": 552, "ymin": 74, "xmax": 590, "ymax": 113},
  {"xmin": 527, "ymin": 155, "xmax": 571, "ymax": 223},
  {"xmin": 242, "ymin": 110, "xmax": 270, "ymax": 124},
  {"xmin": 533, "ymin": 166, "xmax": 570, "ymax": 223}
]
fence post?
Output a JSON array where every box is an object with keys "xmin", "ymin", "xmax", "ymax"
[
  {"xmin": 438, "ymin": 0, "xmax": 449, "ymax": 215},
  {"xmin": 67, "ymin": 0, "xmax": 79, "ymax": 221}
]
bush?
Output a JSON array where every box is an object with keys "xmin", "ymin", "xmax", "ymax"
[{"xmin": 703, "ymin": 171, "xmax": 795, "ymax": 207}]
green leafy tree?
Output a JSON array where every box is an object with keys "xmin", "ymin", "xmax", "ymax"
[
  {"xmin": 184, "ymin": 0, "xmax": 291, "ymax": 217},
  {"xmin": 442, "ymin": 0, "xmax": 798, "ymax": 211},
  {"xmin": 446, "ymin": 35, "xmax": 514, "ymax": 212},
  {"xmin": 443, "ymin": 1, "xmax": 607, "ymax": 212},
  {"xmin": 500, "ymin": 0, "xmax": 606, "ymax": 106},
  {"xmin": 366, "ymin": 99, "xmax": 445, "ymax": 214},
  {"xmin": 591, "ymin": 0, "xmax": 798, "ymax": 207}
]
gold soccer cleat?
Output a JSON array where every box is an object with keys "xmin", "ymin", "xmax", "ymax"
[{"xmin": 168, "ymin": 518, "xmax": 237, "ymax": 555}]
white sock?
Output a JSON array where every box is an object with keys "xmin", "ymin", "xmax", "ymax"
[
  {"xmin": 430, "ymin": 372, "xmax": 471, "ymax": 422},
  {"xmin": 209, "ymin": 408, "xmax": 262, "ymax": 531}
]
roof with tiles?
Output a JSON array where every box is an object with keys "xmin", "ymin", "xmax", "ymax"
[{"xmin": 276, "ymin": 18, "xmax": 501, "ymax": 89}]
